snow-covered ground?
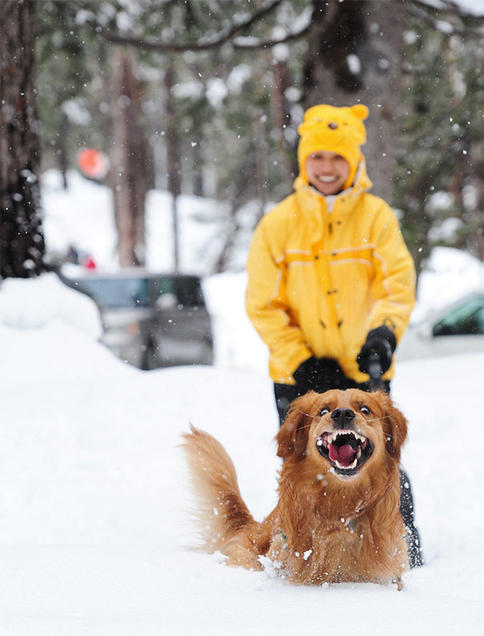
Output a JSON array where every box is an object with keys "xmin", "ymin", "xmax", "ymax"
[
  {"xmin": 0, "ymin": 172, "xmax": 483, "ymax": 634},
  {"xmin": 1, "ymin": 273, "xmax": 483, "ymax": 635}
]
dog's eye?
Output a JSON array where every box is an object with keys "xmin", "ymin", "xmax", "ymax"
[
  {"xmin": 320, "ymin": 407, "xmax": 330, "ymax": 416},
  {"xmin": 360, "ymin": 405, "xmax": 371, "ymax": 415}
]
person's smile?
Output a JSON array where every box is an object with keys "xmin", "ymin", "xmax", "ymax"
[{"xmin": 305, "ymin": 151, "xmax": 350, "ymax": 195}]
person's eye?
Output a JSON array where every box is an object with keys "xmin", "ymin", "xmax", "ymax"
[
  {"xmin": 360, "ymin": 405, "xmax": 371, "ymax": 415},
  {"xmin": 320, "ymin": 407, "xmax": 330, "ymax": 416}
]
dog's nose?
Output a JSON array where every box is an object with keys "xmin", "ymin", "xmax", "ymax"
[{"xmin": 331, "ymin": 408, "xmax": 355, "ymax": 428}]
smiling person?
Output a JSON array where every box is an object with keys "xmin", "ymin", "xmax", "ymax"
[
  {"xmin": 246, "ymin": 103, "xmax": 423, "ymax": 568},
  {"xmin": 305, "ymin": 150, "xmax": 351, "ymax": 196}
]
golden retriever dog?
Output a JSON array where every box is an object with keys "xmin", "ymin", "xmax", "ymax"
[{"xmin": 182, "ymin": 389, "xmax": 409, "ymax": 588}]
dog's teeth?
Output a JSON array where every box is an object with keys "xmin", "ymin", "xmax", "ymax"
[
  {"xmin": 334, "ymin": 458, "xmax": 358, "ymax": 471},
  {"xmin": 332, "ymin": 430, "xmax": 365, "ymax": 440},
  {"xmin": 331, "ymin": 430, "xmax": 367, "ymax": 443},
  {"xmin": 357, "ymin": 447, "xmax": 362, "ymax": 458}
]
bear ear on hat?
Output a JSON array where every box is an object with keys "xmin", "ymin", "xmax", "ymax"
[
  {"xmin": 303, "ymin": 105, "xmax": 326, "ymax": 122},
  {"xmin": 350, "ymin": 104, "xmax": 369, "ymax": 120}
]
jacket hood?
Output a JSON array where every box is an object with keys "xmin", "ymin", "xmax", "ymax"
[{"xmin": 297, "ymin": 104, "xmax": 369, "ymax": 188}]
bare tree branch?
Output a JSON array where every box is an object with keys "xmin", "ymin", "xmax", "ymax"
[
  {"xmin": 409, "ymin": 0, "xmax": 484, "ymax": 37},
  {"xmin": 427, "ymin": 0, "xmax": 484, "ymax": 24},
  {"xmin": 91, "ymin": 0, "xmax": 284, "ymax": 52},
  {"xmin": 233, "ymin": 17, "xmax": 312, "ymax": 50}
]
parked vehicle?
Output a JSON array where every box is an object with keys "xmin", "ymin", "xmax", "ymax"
[
  {"xmin": 58, "ymin": 269, "xmax": 214, "ymax": 370},
  {"xmin": 397, "ymin": 291, "xmax": 484, "ymax": 361}
]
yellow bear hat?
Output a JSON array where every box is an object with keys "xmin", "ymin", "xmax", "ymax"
[{"xmin": 297, "ymin": 104, "xmax": 369, "ymax": 189}]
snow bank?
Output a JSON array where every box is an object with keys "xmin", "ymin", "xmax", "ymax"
[
  {"xmin": 0, "ymin": 272, "xmax": 102, "ymax": 337},
  {"xmin": 0, "ymin": 274, "xmax": 128, "ymax": 387},
  {"xmin": 203, "ymin": 271, "xmax": 268, "ymax": 372},
  {"xmin": 414, "ymin": 246, "xmax": 484, "ymax": 322}
]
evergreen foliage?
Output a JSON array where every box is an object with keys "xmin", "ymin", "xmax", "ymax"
[{"xmin": 396, "ymin": 18, "xmax": 484, "ymax": 271}]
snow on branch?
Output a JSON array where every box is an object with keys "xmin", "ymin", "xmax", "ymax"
[
  {"xmin": 91, "ymin": 0, "xmax": 284, "ymax": 52},
  {"xmin": 232, "ymin": 5, "xmax": 313, "ymax": 50},
  {"xmin": 410, "ymin": 0, "xmax": 484, "ymax": 38}
]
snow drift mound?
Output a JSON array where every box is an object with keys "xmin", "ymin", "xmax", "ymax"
[{"xmin": 0, "ymin": 272, "xmax": 134, "ymax": 382}]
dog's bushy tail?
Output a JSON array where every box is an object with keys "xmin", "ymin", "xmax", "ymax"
[{"xmin": 181, "ymin": 425, "xmax": 256, "ymax": 553}]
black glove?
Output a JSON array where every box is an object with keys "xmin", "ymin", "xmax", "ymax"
[
  {"xmin": 293, "ymin": 356, "xmax": 344, "ymax": 393},
  {"xmin": 357, "ymin": 326, "xmax": 397, "ymax": 374}
]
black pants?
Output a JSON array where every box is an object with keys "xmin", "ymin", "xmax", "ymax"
[{"xmin": 274, "ymin": 382, "xmax": 424, "ymax": 568}]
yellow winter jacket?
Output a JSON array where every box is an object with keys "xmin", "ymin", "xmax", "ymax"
[{"xmin": 246, "ymin": 162, "xmax": 416, "ymax": 384}]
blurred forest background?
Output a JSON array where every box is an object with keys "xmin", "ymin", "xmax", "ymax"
[{"xmin": 1, "ymin": 0, "xmax": 483, "ymax": 278}]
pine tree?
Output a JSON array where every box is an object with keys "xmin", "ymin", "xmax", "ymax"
[{"xmin": 395, "ymin": 14, "xmax": 484, "ymax": 273}]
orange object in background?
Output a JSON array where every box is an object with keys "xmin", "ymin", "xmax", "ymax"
[{"xmin": 77, "ymin": 148, "xmax": 109, "ymax": 180}]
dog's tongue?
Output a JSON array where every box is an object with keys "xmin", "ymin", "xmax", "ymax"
[{"xmin": 329, "ymin": 443, "xmax": 356, "ymax": 467}]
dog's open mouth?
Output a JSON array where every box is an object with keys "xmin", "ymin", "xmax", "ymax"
[{"xmin": 316, "ymin": 430, "xmax": 374, "ymax": 475}]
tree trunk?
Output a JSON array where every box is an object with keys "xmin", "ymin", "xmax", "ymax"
[
  {"xmin": 271, "ymin": 58, "xmax": 295, "ymax": 183},
  {"xmin": 110, "ymin": 47, "xmax": 148, "ymax": 268},
  {"xmin": 252, "ymin": 111, "xmax": 267, "ymax": 222},
  {"xmin": 59, "ymin": 113, "xmax": 69, "ymax": 190},
  {"xmin": 191, "ymin": 138, "xmax": 204, "ymax": 198},
  {"xmin": 0, "ymin": 0, "xmax": 45, "ymax": 278},
  {"xmin": 164, "ymin": 60, "xmax": 181, "ymax": 272},
  {"xmin": 303, "ymin": 0, "xmax": 406, "ymax": 204}
]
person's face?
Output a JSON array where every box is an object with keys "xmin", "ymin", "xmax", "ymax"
[{"xmin": 305, "ymin": 151, "xmax": 350, "ymax": 195}]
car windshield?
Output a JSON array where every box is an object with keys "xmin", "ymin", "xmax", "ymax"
[
  {"xmin": 153, "ymin": 276, "xmax": 204, "ymax": 307},
  {"xmin": 433, "ymin": 296, "xmax": 484, "ymax": 336},
  {"xmin": 75, "ymin": 277, "xmax": 151, "ymax": 308}
]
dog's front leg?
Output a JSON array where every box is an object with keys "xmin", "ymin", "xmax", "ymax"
[
  {"xmin": 224, "ymin": 532, "xmax": 264, "ymax": 571},
  {"xmin": 392, "ymin": 576, "xmax": 404, "ymax": 591}
]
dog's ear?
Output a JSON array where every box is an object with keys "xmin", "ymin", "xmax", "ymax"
[
  {"xmin": 276, "ymin": 392, "xmax": 318, "ymax": 460},
  {"xmin": 378, "ymin": 392, "xmax": 408, "ymax": 461}
]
